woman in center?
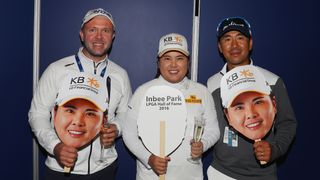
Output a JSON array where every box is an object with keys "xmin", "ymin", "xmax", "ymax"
[{"xmin": 123, "ymin": 33, "xmax": 220, "ymax": 180}]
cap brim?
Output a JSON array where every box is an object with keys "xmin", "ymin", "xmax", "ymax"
[
  {"xmin": 218, "ymin": 27, "xmax": 251, "ymax": 39},
  {"xmin": 158, "ymin": 48, "xmax": 189, "ymax": 57},
  {"xmin": 226, "ymin": 90, "xmax": 270, "ymax": 108},
  {"xmin": 81, "ymin": 14, "xmax": 115, "ymax": 30},
  {"xmin": 58, "ymin": 96, "xmax": 106, "ymax": 112}
]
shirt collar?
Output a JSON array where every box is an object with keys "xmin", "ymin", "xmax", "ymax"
[
  {"xmin": 78, "ymin": 47, "xmax": 108, "ymax": 64},
  {"xmin": 158, "ymin": 76, "xmax": 189, "ymax": 90},
  {"xmin": 220, "ymin": 59, "xmax": 254, "ymax": 76}
]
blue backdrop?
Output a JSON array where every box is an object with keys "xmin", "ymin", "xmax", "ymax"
[{"xmin": 1, "ymin": 0, "xmax": 318, "ymax": 179}]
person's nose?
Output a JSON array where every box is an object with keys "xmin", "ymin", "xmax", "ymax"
[
  {"xmin": 246, "ymin": 105, "xmax": 257, "ymax": 120},
  {"xmin": 72, "ymin": 113, "xmax": 85, "ymax": 127},
  {"xmin": 95, "ymin": 30, "xmax": 102, "ymax": 39},
  {"xmin": 170, "ymin": 59, "xmax": 178, "ymax": 67},
  {"xmin": 231, "ymin": 38, "xmax": 239, "ymax": 48}
]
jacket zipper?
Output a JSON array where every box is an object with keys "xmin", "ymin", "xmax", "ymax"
[{"xmin": 93, "ymin": 62, "xmax": 102, "ymax": 75}]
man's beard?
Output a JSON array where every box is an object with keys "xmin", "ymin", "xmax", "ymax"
[{"xmin": 83, "ymin": 42, "xmax": 109, "ymax": 58}]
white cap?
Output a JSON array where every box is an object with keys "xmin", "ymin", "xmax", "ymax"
[
  {"xmin": 81, "ymin": 8, "xmax": 115, "ymax": 30},
  {"xmin": 157, "ymin": 33, "xmax": 189, "ymax": 57},
  {"xmin": 55, "ymin": 72, "xmax": 108, "ymax": 111},
  {"xmin": 220, "ymin": 65, "xmax": 271, "ymax": 108}
]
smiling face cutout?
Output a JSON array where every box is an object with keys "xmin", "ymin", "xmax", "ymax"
[
  {"xmin": 224, "ymin": 91, "xmax": 276, "ymax": 140},
  {"xmin": 54, "ymin": 98, "xmax": 104, "ymax": 148}
]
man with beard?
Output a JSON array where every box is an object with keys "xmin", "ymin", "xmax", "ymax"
[{"xmin": 29, "ymin": 8, "xmax": 132, "ymax": 180}]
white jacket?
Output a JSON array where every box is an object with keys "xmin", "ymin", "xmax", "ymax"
[
  {"xmin": 123, "ymin": 76, "xmax": 220, "ymax": 180},
  {"xmin": 28, "ymin": 48, "xmax": 132, "ymax": 174}
]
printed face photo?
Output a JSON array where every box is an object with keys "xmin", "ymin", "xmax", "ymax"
[
  {"xmin": 54, "ymin": 98, "xmax": 104, "ymax": 148},
  {"xmin": 224, "ymin": 91, "xmax": 277, "ymax": 140}
]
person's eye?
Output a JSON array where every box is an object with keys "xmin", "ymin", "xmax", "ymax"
[
  {"xmin": 223, "ymin": 37, "xmax": 231, "ymax": 42},
  {"xmin": 65, "ymin": 108, "xmax": 74, "ymax": 114},
  {"xmin": 254, "ymin": 100, "xmax": 264, "ymax": 105},
  {"xmin": 88, "ymin": 28, "xmax": 96, "ymax": 33},
  {"xmin": 177, "ymin": 57, "xmax": 185, "ymax": 61},
  {"xmin": 103, "ymin": 28, "xmax": 112, "ymax": 33},
  {"xmin": 237, "ymin": 35, "xmax": 245, "ymax": 41},
  {"xmin": 86, "ymin": 112, "xmax": 97, "ymax": 117},
  {"xmin": 234, "ymin": 105, "xmax": 243, "ymax": 111}
]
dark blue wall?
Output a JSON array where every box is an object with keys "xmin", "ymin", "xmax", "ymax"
[
  {"xmin": 0, "ymin": 1, "xmax": 34, "ymax": 179},
  {"xmin": 1, "ymin": 0, "xmax": 318, "ymax": 179}
]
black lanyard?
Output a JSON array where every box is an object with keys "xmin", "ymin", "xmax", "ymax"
[
  {"xmin": 107, "ymin": 76, "xmax": 111, "ymax": 104},
  {"xmin": 75, "ymin": 54, "xmax": 107, "ymax": 78}
]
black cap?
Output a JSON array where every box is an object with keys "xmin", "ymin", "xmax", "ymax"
[{"xmin": 217, "ymin": 17, "xmax": 252, "ymax": 40}]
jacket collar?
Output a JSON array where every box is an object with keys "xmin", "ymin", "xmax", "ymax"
[
  {"xmin": 220, "ymin": 59, "xmax": 254, "ymax": 76},
  {"xmin": 78, "ymin": 47, "xmax": 108, "ymax": 65},
  {"xmin": 158, "ymin": 76, "xmax": 190, "ymax": 90}
]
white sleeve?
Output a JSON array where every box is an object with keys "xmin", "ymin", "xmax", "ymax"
[
  {"xmin": 28, "ymin": 65, "xmax": 60, "ymax": 155},
  {"xmin": 122, "ymin": 89, "xmax": 152, "ymax": 169},
  {"xmin": 201, "ymin": 88, "xmax": 220, "ymax": 152},
  {"xmin": 112, "ymin": 71, "xmax": 132, "ymax": 136}
]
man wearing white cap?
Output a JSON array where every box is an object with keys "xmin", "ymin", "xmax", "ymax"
[
  {"xmin": 206, "ymin": 17, "xmax": 297, "ymax": 180},
  {"xmin": 123, "ymin": 33, "xmax": 220, "ymax": 180},
  {"xmin": 28, "ymin": 8, "xmax": 132, "ymax": 179}
]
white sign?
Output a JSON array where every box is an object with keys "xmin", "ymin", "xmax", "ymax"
[{"xmin": 137, "ymin": 85, "xmax": 187, "ymax": 157}]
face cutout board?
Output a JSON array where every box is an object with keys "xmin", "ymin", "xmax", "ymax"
[
  {"xmin": 137, "ymin": 85, "xmax": 187, "ymax": 179},
  {"xmin": 220, "ymin": 65, "xmax": 277, "ymax": 164},
  {"xmin": 226, "ymin": 92, "xmax": 277, "ymax": 141},
  {"xmin": 53, "ymin": 72, "xmax": 108, "ymax": 172},
  {"xmin": 225, "ymin": 92, "xmax": 277, "ymax": 165}
]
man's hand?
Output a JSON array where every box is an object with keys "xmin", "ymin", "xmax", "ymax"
[
  {"xmin": 253, "ymin": 140, "xmax": 272, "ymax": 163},
  {"xmin": 100, "ymin": 123, "xmax": 118, "ymax": 148},
  {"xmin": 148, "ymin": 154, "xmax": 170, "ymax": 175},
  {"xmin": 54, "ymin": 142, "xmax": 78, "ymax": 168}
]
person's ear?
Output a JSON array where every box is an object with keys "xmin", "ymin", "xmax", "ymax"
[
  {"xmin": 249, "ymin": 38, "xmax": 253, "ymax": 51},
  {"xmin": 79, "ymin": 30, "xmax": 84, "ymax": 42},
  {"xmin": 218, "ymin": 42, "xmax": 223, "ymax": 54}
]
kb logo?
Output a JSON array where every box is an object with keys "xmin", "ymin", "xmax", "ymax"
[
  {"xmin": 163, "ymin": 36, "xmax": 173, "ymax": 43},
  {"xmin": 163, "ymin": 36, "xmax": 182, "ymax": 43},
  {"xmin": 225, "ymin": 69, "xmax": 254, "ymax": 85},
  {"xmin": 226, "ymin": 73, "xmax": 238, "ymax": 85},
  {"xmin": 70, "ymin": 76, "xmax": 85, "ymax": 84},
  {"xmin": 70, "ymin": 76, "xmax": 99, "ymax": 88}
]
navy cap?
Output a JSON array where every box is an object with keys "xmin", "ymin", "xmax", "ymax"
[{"xmin": 217, "ymin": 17, "xmax": 252, "ymax": 40}]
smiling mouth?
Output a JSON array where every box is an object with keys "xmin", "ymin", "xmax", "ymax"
[
  {"xmin": 169, "ymin": 70, "xmax": 178, "ymax": 74},
  {"xmin": 93, "ymin": 42, "xmax": 105, "ymax": 46},
  {"xmin": 68, "ymin": 130, "xmax": 85, "ymax": 136},
  {"xmin": 246, "ymin": 121, "xmax": 262, "ymax": 129},
  {"xmin": 230, "ymin": 49, "xmax": 241, "ymax": 55}
]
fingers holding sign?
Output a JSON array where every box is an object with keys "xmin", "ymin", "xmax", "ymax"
[
  {"xmin": 253, "ymin": 140, "xmax": 272, "ymax": 164},
  {"xmin": 100, "ymin": 123, "xmax": 118, "ymax": 147},
  {"xmin": 54, "ymin": 142, "xmax": 78, "ymax": 169},
  {"xmin": 148, "ymin": 154, "xmax": 171, "ymax": 175}
]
